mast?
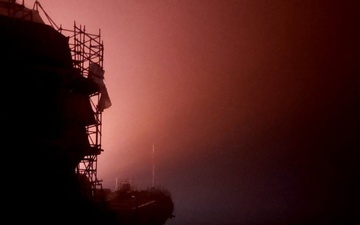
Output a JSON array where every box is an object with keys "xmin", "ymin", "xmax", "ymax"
[{"xmin": 152, "ymin": 144, "xmax": 155, "ymax": 187}]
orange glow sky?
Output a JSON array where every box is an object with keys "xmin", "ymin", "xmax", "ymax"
[{"xmin": 26, "ymin": 1, "xmax": 359, "ymax": 224}]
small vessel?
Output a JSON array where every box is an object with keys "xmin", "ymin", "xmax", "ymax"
[{"xmin": 105, "ymin": 180, "xmax": 175, "ymax": 225}]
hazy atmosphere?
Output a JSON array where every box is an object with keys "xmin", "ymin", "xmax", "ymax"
[{"xmin": 25, "ymin": 0, "xmax": 359, "ymax": 224}]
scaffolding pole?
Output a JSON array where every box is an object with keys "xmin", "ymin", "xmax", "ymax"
[{"xmin": 60, "ymin": 22, "xmax": 105, "ymax": 197}]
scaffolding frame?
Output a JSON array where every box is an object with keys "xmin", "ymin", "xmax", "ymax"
[
  {"xmin": 59, "ymin": 22, "xmax": 105, "ymax": 197},
  {"xmin": 4, "ymin": 0, "xmax": 106, "ymax": 198}
]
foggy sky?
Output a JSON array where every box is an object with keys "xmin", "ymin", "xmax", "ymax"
[{"xmin": 27, "ymin": 1, "xmax": 359, "ymax": 224}]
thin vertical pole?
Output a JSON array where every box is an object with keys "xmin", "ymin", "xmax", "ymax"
[{"xmin": 152, "ymin": 144, "xmax": 155, "ymax": 187}]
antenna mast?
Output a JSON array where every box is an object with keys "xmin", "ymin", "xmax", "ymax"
[{"xmin": 152, "ymin": 144, "xmax": 155, "ymax": 187}]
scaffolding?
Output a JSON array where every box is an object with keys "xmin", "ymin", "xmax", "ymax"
[
  {"xmin": 3, "ymin": 0, "xmax": 109, "ymax": 198},
  {"xmin": 59, "ymin": 23, "xmax": 105, "ymax": 197}
]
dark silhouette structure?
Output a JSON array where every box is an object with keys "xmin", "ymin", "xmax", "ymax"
[
  {"xmin": 1, "ymin": 2, "xmax": 174, "ymax": 224},
  {"xmin": 1, "ymin": 1, "xmax": 116, "ymax": 224},
  {"xmin": 106, "ymin": 184, "xmax": 175, "ymax": 225}
]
